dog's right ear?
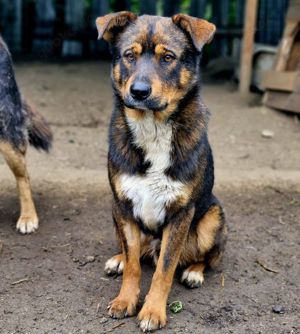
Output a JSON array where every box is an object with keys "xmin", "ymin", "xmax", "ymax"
[{"xmin": 96, "ymin": 11, "xmax": 137, "ymax": 42}]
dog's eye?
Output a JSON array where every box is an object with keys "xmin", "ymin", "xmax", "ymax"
[
  {"xmin": 124, "ymin": 51, "xmax": 135, "ymax": 62},
  {"xmin": 163, "ymin": 54, "xmax": 175, "ymax": 63}
]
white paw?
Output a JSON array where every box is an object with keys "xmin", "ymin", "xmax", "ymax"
[
  {"xmin": 181, "ymin": 269, "xmax": 204, "ymax": 288},
  {"xmin": 16, "ymin": 216, "xmax": 39, "ymax": 234},
  {"xmin": 104, "ymin": 256, "xmax": 124, "ymax": 275},
  {"xmin": 140, "ymin": 319, "xmax": 160, "ymax": 332},
  {"xmin": 138, "ymin": 309, "xmax": 166, "ymax": 332}
]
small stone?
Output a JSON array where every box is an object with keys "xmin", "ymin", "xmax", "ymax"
[
  {"xmin": 261, "ymin": 129, "xmax": 274, "ymax": 138},
  {"xmin": 86, "ymin": 256, "xmax": 95, "ymax": 263},
  {"xmin": 272, "ymin": 305, "xmax": 285, "ymax": 314},
  {"xmin": 229, "ymin": 135, "xmax": 236, "ymax": 144},
  {"xmin": 99, "ymin": 317, "xmax": 108, "ymax": 324}
]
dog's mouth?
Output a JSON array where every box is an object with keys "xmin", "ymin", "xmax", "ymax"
[{"xmin": 124, "ymin": 96, "xmax": 168, "ymax": 112}]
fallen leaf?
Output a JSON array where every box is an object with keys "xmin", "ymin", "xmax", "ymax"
[{"xmin": 169, "ymin": 301, "xmax": 183, "ymax": 314}]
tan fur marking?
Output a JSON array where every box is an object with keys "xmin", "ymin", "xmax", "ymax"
[
  {"xmin": 108, "ymin": 220, "xmax": 141, "ymax": 318},
  {"xmin": 138, "ymin": 226, "xmax": 172, "ymax": 330},
  {"xmin": 180, "ymin": 68, "xmax": 191, "ymax": 87},
  {"xmin": 0, "ymin": 142, "xmax": 38, "ymax": 233},
  {"xmin": 113, "ymin": 63, "xmax": 121, "ymax": 83},
  {"xmin": 113, "ymin": 174, "xmax": 124, "ymax": 199},
  {"xmin": 110, "ymin": 253, "xmax": 124, "ymax": 264},
  {"xmin": 181, "ymin": 262, "xmax": 206, "ymax": 287},
  {"xmin": 186, "ymin": 262, "xmax": 205, "ymax": 274},
  {"xmin": 138, "ymin": 206, "xmax": 194, "ymax": 331},
  {"xmin": 124, "ymin": 106, "xmax": 145, "ymax": 121},
  {"xmin": 96, "ymin": 11, "xmax": 137, "ymax": 41},
  {"xmin": 172, "ymin": 14, "xmax": 216, "ymax": 51},
  {"xmin": 151, "ymin": 77, "xmax": 163, "ymax": 99},
  {"xmin": 131, "ymin": 42, "xmax": 142, "ymax": 55},
  {"xmin": 121, "ymin": 75, "xmax": 134, "ymax": 100},
  {"xmin": 177, "ymin": 184, "xmax": 194, "ymax": 206},
  {"xmin": 154, "ymin": 44, "xmax": 167, "ymax": 55},
  {"xmin": 197, "ymin": 205, "xmax": 221, "ymax": 254},
  {"xmin": 179, "ymin": 232, "xmax": 203, "ymax": 266}
]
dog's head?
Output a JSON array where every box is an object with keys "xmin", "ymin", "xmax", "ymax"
[{"xmin": 96, "ymin": 12, "xmax": 215, "ymax": 118}]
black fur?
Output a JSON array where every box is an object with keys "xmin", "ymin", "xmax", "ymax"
[
  {"xmin": 0, "ymin": 36, "xmax": 52, "ymax": 151},
  {"xmin": 0, "ymin": 36, "xmax": 26, "ymax": 148}
]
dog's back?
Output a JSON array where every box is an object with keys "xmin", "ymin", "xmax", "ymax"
[
  {"xmin": 0, "ymin": 35, "xmax": 26, "ymax": 147},
  {"xmin": 0, "ymin": 35, "xmax": 52, "ymax": 151}
]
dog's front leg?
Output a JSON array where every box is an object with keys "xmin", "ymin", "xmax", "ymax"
[
  {"xmin": 138, "ymin": 206, "xmax": 195, "ymax": 332},
  {"xmin": 108, "ymin": 209, "xmax": 141, "ymax": 319}
]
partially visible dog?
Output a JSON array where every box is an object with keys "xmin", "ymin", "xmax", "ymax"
[
  {"xmin": 0, "ymin": 36, "xmax": 52, "ymax": 234},
  {"xmin": 97, "ymin": 12, "xmax": 227, "ymax": 332}
]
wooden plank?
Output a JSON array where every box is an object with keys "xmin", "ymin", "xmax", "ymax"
[
  {"xmin": 261, "ymin": 71, "xmax": 298, "ymax": 92},
  {"xmin": 264, "ymin": 90, "xmax": 300, "ymax": 113},
  {"xmin": 239, "ymin": 0, "xmax": 259, "ymax": 94},
  {"xmin": 275, "ymin": 21, "xmax": 299, "ymax": 71},
  {"xmin": 287, "ymin": 39, "xmax": 300, "ymax": 70},
  {"xmin": 293, "ymin": 71, "xmax": 300, "ymax": 92}
]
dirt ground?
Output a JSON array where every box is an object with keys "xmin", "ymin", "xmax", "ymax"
[{"xmin": 0, "ymin": 62, "xmax": 299, "ymax": 334}]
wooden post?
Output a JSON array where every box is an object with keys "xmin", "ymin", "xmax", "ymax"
[{"xmin": 239, "ymin": 0, "xmax": 259, "ymax": 94}]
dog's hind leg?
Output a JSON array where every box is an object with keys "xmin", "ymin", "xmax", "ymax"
[
  {"xmin": 105, "ymin": 234, "xmax": 156, "ymax": 276},
  {"xmin": 181, "ymin": 262, "xmax": 206, "ymax": 288},
  {"xmin": 105, "ymin": 253, "xmax": 124, "ymax": 275},
  {"xmin": 0, "ymin": 142, "xmax": 38, "ymax": 234},
  {"xmin": 180, "ymin": 204, "xmax": 227, "ymax": 288}
]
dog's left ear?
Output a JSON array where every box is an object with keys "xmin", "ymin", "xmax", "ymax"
[
  {"xmin": 172, "ymin": 14, "xmax": 216, "ymax": 52},
  {"xmin": 96, "ymin": 11, "xmax": 137, "ymax": 42}
]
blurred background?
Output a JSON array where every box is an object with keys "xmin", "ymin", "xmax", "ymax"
[
  {"xmin": 0, "ymin": 0, "xmax": 289, "ymax": 60},
  {"xmin": 1, "ymin": 0, "xmax": 298, "ymax": 95}
]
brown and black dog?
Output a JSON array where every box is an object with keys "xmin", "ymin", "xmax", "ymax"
[
  {"xmin": 0, "ymin": 36, "xmax": 52, "ymax": 234},
  {"xmin": 96, "ymin": 12, "xmax": 227, "ymax": 331}
]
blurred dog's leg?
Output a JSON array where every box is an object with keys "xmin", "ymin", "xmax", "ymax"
[{"xmin": 0, "ymin": 142, "xmax": 38, "ymax": 234}]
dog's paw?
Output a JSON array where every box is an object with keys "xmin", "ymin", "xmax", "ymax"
[
  {"xmin": 108, "ymin": 296, "xmax": 137, "ymax": 319},
  {"xmin": 180, "ymin": 268, "xmax": 204, "ymax": 288},
  {"xmin": 138, "ymin": 303, "xmax": 167, "ymax": 332},
  {"xmin": 105, "ymin": 254, "xmax": 124, "ymax": 276},
  {"xmin": 16, "ymin": 216, "xmax": 39, "ymax": 234}
]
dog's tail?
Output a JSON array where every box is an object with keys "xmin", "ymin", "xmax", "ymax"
[{"xmin": 22, "ymin": 99, "xmax": 53, "ymax": 151}]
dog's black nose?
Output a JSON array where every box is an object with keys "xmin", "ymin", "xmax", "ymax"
[{"xmin": 130, "ymin": 82, "xmax": 151, "ymax": 101}]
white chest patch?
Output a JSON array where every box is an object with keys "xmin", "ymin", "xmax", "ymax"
[{"xmin": 120, "ymin": 113, "xmax": 185, "ymax": 231}]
